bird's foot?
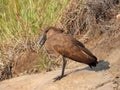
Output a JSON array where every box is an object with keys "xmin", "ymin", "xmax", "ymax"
[
  {"xmin": 53, "ymin": 75, "xmax": 66, "ymax": 82},
  {"xmin": 54, "ymin": 76, "xmax": 63, "ymax": 81}
]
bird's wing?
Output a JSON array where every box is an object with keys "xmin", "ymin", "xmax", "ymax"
[
  {"xmin": 53, "ymin": 44, "xmax": 96, "ymax": 64},
  {"xmin": 73, "ymin": 39, "xmax": 85, "ymax": 48},
  {"xmin": 63, "ymin": 34, "xmax": 85, "ymax": 48},
  {"xmin": 52, "ymin": 34, "xmax": 85, "ymax": 56}
]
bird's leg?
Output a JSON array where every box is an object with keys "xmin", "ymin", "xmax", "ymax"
[
  {"xmin": 54, "ymin": 56, "xmax": 67, "ymax": 81},
  {"xmin": 61, "ymin": 56, "xmax": 67, "ymax": 77}
]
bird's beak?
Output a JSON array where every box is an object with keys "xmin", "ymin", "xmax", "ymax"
[{"xmin": 39, "ymin": 34, "xmax": 46, "ymax": 48}]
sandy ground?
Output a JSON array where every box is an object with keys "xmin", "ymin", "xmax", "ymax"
[{"xmin": 0, "ymin": 48, "xmax": 120, "ymax": 90}]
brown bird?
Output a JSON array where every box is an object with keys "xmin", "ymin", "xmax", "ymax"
[{"xmin": 39, "ymin": 27, "xmax": 98, "ymax": 80}]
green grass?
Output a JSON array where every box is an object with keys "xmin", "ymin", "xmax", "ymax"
[
  {"xmin": 0, "ymin": 0, "xmax": 69, "ymax": 71},
  {"xmin": 0, "ymin": 0, "xmax": 68, "ymax": 43}
]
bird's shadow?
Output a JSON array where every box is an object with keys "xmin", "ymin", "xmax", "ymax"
[{"xmin": 67, "ymin": 60, "xmax": 110, "ymax": 75}]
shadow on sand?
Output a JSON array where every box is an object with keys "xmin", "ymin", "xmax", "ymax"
[{"xmin": 67, "ymin": 60, "xmax": 110, "ymax": 75}]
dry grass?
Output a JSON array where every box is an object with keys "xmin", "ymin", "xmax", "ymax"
[{"xmin": 59, "ymin": 0, "xmax": 120, "ymax": 40}]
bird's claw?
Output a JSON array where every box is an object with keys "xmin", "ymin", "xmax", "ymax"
[
  {"xmin": 53, "ymin": 75, "xmax": 66, "ymax": 82},
  {"xmin": 54, "ymin": 76, "xmax": 63, "ymax": 81}
]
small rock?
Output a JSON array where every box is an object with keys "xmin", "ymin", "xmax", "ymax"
[{"xmin": 116, "ymin": 14, "xmax": 120, "ymax": 20}]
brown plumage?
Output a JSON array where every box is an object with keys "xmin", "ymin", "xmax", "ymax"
[{"xmin": 39, "ymin": 27, "xmax": 98, "ymax": 80}]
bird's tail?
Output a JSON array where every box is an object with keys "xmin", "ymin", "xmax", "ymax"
[{"xmin": 89, "ymin": 56, "xmax": 98, "ymax": 68}]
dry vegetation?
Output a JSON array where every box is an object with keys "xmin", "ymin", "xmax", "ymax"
[
  {"xmin": 0, "ymin": 0, "xmax": 120, "ymax": 82},
  {"xmin": 59, "ymin": 0, "xmax": 120, "ymax": 39}
]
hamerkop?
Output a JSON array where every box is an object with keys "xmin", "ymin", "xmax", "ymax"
[{"xmin": 39, "ymin": 27, "xmax": 98, "ymax": 80}]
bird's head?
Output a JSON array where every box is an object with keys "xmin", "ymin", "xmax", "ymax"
[{"xmin": 39, "ymin": 27, "xmax": 63, "ymax": 48}]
